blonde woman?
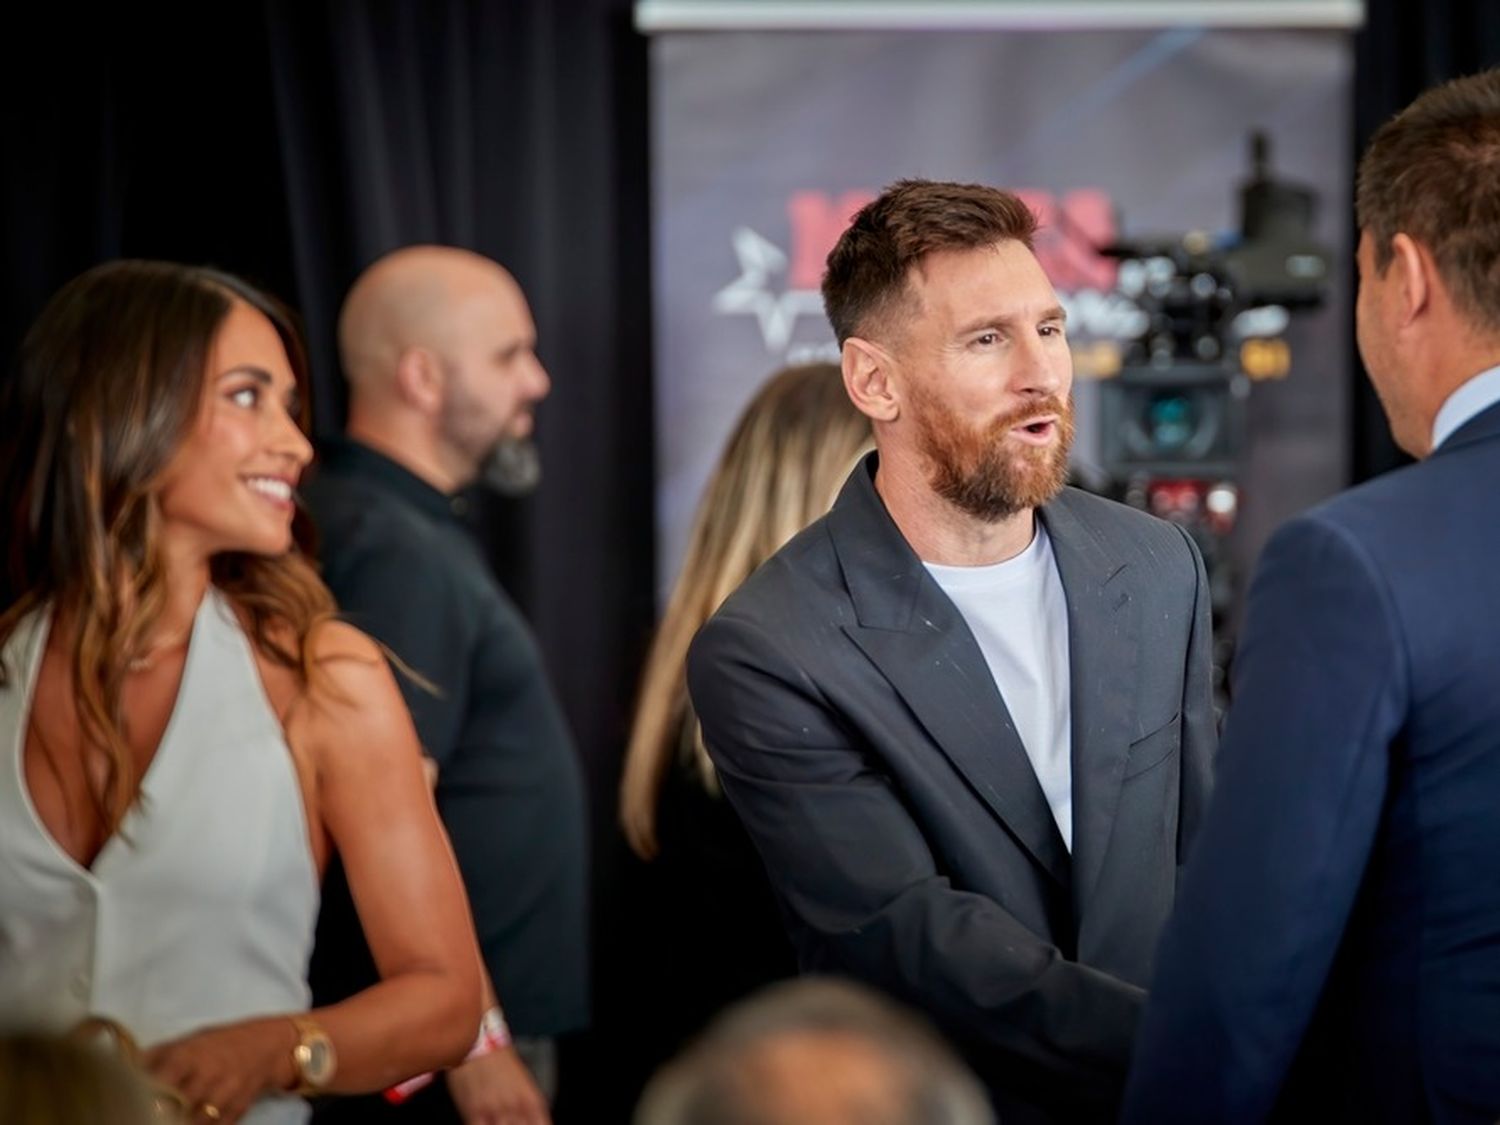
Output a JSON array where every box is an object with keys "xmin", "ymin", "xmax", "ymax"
[
  {"xmin": 618, "ymin": 363, "xmax": 871, "ymax": 1048},
  {"xmin": 0, "ymin": 1032, "xmax": 160, "ymax": 1125}
]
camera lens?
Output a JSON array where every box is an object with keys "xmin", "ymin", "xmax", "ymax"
[{"xmin": 1147, "ymin": 393, "xmax": 1197, "ymax": 451}]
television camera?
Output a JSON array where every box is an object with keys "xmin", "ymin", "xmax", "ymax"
[{"xmin": 1095, "ymin": 132, "xmax": 1332, "ymax": 672}]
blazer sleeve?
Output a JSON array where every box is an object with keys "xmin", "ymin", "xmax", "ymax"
[
  {"xmin": 1120, "ymin": 515, "xmax": 1408, "ymax": 1125},
  {"xmin": 688, "ymin": 610, "xmax": 1146, "ymax": 1110},
  {"xmin": 1175, "ymin": 522, "xmax": 1217, "ymax": 863}
]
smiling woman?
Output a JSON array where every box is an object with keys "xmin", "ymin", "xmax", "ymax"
[
  {"xmin": 0, "ymin": 262, "xmax": 484, "ymax": 1125},
  {"xmin": 155, "ymin": 300, "xmax": 315, "ymax": 562}
]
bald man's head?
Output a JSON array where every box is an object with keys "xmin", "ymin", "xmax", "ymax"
[
  {"xmin": 636, "ymin": 979, "xmax": 993, "ymax": 1125},
  {"xmin": 339, "ymin": 245, "xmax": 523, "ymax": 389},
  {"xmin": 730, "ymin": 1030, "xmax": 921, "ymax": 1124},
  {"xmin": 338, "ymin": 245, "xmax": 551, "ymax": 486}
]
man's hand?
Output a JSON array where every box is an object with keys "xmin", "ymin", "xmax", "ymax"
[{"xmin": 445, "ymin": 1046, "xmax": 550, "ymax": 1125}]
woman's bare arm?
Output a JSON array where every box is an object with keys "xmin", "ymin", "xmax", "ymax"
[
  {"xmin": 298, "ymin": 621, "xmax": 484, "ymax": 1089},
  {"xmin": 145, "ymin": 622, "xmax": 483, "ymax": 1118}
]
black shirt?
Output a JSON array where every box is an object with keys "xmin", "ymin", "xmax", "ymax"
[{"xmin": 304, "ymin": 438, "xmax": 588, "ymax": 1037}]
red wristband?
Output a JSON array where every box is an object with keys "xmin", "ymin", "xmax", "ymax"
[{"xmin": 381, "ymin": 1007, "xmax": 511, "ymax": 1104}]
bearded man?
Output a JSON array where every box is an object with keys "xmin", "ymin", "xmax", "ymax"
[
  {"xmin": 686, "ymin": 181, "xmax": 1216, "ymax": 1125},
  {"xmin": 303, "ymin": 247, "xmax": 586, "ymax": 1124}
]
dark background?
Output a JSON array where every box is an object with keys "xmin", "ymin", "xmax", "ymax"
[{"xmin": 3, "ymin": 2, "xmax": 1497, "ymax": 1119}]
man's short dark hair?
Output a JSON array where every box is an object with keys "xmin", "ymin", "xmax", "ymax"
[
  {"xmin": 634, "ymin": 977, "xmax": 994, "ymax": 1125},
  {"xmin": 1356, "ymin": 68, "xmax": 1500, "ymax": 337},
  {"xmin": 821, "ymin": 179, "xmax": 1038, "ymax": 346}
]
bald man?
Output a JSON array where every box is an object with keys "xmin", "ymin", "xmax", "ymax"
[
  {"xmin": 304, "ymin": 247, "xmax": 588, "ymax": 1124},
  {"xmin": 636, "ymin": 979, "xmax": 994, "ymax": 1125}
]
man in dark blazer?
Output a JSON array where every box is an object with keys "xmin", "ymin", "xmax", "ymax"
[
  {"xmin": 687, "ymin": 180, "xmax": 1216, "ymax": 1124},
  {"xmin": 1122, "ymin": 69, "xmax": 1500, "ymax": 1125}
]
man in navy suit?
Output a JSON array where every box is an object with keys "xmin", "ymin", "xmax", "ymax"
[{"xmin": 1122, "ymin": 68, "xmax": 1500, "ymax": 1125}]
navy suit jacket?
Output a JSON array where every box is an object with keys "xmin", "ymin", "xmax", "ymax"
[
  {"xmin": 689, "ymin": 456, "xmax": 1215, "ymax": 1123},
  {"xmin": 1122, "ymin": 400, "xmax": 1500, "ymax": 1124}
]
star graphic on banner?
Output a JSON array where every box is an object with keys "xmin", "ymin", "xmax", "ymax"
[{"xmin": 712, "ymin": 227, "xmax": 826, "ymax": 353}]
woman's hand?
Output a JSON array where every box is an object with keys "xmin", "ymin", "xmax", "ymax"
[{"xmin": 142, "ymin": 1017, "xmax": 295, "ymax": 1124}]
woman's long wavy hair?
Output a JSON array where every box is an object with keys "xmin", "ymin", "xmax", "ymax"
[
  {"xmin": 620, "ymin": 363, "xmax": 873, "ymax": 859},
  {"xmin": 0, "ymin": 260, "xmax": 336, "ymax": 839}
]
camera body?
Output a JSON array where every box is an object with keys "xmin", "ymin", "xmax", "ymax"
[{"xmin": 1092, "ymin": 133, "xmax": 1330, "ymax": 675}]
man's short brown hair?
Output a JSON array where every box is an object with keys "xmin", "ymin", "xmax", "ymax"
[
  {"xmin": 1356, "ymin": 68, "xmax": 1500, "ymax": 337},
  {"xmin": 821, "ymin": 179, "xmax": 1038, "ymax": 345}
]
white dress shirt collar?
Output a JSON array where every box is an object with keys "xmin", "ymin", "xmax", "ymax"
[{"xmin": 1432, "ymin": 362, "xmax": 1500, "ymax": 451}]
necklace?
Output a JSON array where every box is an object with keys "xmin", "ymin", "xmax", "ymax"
[{"xmin": 126, "ymin": 636, "xmax": 190, "ymax": 674}]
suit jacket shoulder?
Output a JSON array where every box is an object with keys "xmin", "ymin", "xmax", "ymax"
[
  {"xmin": 705, "ymin": 479, "xmax": 1200, "ymax": 640},
  {"xmin": 1050, "ymin": 486, "xmax": 1192, "ymax": 549},
  {"xmin": 1301, "ymin": 399, "xmax": 1500, "ymax": 541},
  {"xmin": 1046, "ymin": 486, "xmax": 1202, "ymax": 582}
]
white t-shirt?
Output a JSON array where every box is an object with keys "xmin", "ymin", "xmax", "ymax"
[{"xmin": 924, "ymin": 521, "xmax": 1073, "ymax": 850}]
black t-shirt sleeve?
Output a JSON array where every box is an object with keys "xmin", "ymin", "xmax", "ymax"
[{"xmin": 321, "ymin": 539, "xmax": 472, "ymax": 766}]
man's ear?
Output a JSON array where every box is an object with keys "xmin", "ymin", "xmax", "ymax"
[
  {"xmin": 393, "ymin": 346, "xmax": 444, "ymax": 415},
  {"xmin": 1390, "ymin": 232, "xmax": 1432, "ymax": 329},
  {"xmin": 842, "ymin": 337, "xmax": 900, "ymax": 423}
]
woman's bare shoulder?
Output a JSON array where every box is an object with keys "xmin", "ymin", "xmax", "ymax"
[
  {"xmin": 302, "ymin": 620, "xmax": 410, "ymax": 722},
  {"xmin": 307, "ymin": 618, "xmax": 385, "ymax": 666},
  {"xmin": 253, "ymin": 618, "xmax": 387, "ymax": 714}
]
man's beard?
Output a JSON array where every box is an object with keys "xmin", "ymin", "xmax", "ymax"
[
  {"xmin": 439, "ymin": 380, "xmax": 543, "ymax": 497},
  {"xmin": 479, "ymin": 436, "xmax": 542, "ymax": 497},
  {"xmin": 911, "ymin": 388, "xmax": 1075, "ymax": 523}
]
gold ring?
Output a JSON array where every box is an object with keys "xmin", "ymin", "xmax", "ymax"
[{"xmin": 201, "ymin": 1105, "xmax": 222, "ymax": 1121}]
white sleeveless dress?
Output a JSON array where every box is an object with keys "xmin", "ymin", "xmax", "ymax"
[{"xmin": 0, "ymin": 589, "xmax": 317, "ymax": 1124}]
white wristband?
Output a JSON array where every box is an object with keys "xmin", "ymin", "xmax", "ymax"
[{"xmin": 478, "ymin": 1006, "xmax": 511, "ymax": 1050}]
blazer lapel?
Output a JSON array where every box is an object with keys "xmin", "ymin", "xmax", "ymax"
[
  {"xmin": 829, "ymin": 457, "xmax": 1070, "ymax": 889},
  {"xmin": 1041, "ymin": 494, "xmax": 1140, "ymax": 913}
]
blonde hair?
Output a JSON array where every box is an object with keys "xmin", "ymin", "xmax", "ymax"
[
  {"xmin": 0, "ymin": 261, "xmax": 336, "ymax": 841},
  {"xmin": 0, "ymin": 1033, "xmax": 159, "ymax": 1125},
  {"xmin": 620, "ymin": 364, "xmax": 872, "ymax": 859}
]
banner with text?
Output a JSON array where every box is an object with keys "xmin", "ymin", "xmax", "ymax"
[{"xmin": 651, "ymin": 27, "xmax": 1352, "ymax": 595}]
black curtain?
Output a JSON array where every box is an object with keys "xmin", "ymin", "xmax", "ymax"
[
  {"xmin": 5, "ymin": 5, "xmax": 654, "ymax": 1119},
  {"xmin": 5, "ymin": 2, "xmax": 654, "ymax": 765},
  {"xmin": 1350, "ymin": 0, "xmax": 1500, "ymax": 481},
  {"xmin": 261, "ymin": 6, "xmax": 657, "ymax": 1117},
  {"xmin": 261, "ymin": 0, "xmax": 655, "ymax": 767},
  {"xmin": 3, "ymin": 6, "xmax": 301, "ymax": 373}
]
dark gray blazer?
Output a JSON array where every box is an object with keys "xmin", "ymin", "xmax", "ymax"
[{"xmin": 687, "ymin": 454, "xmax": 1215, "ymax": 1123}]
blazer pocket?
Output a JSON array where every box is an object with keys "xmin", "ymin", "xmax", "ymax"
[{"xmin": 1123, "ymin": 711, "xmax": 1181, "ymax": 780}]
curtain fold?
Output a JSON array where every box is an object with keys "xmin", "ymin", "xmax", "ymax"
[{"xmin": 261, "ymin": 0, "xmax": 655, "ymax": 769}]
